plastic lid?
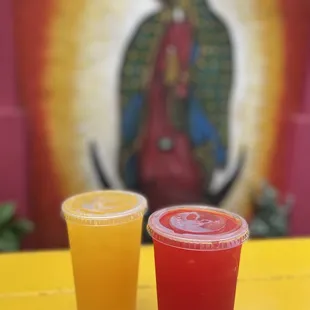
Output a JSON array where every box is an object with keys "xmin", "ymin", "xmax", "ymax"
[
  {"xmin": 147, "ymin": 206, "xmax": 249, "ymax": 251},
  {"xmin": 62, "ymin": 190, "xmax": 147, "ymax": 226}
]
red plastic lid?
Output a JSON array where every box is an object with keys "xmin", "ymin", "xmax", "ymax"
[{"xmin": 147, "ymin": 206, "xmax": 249, "ymax": 251}]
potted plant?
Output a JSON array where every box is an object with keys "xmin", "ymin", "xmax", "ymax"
[
  {"xmin": 250, "ymin": 181, "xmax": 293, "ymax": 238},
  {"xmin": 0, "ymin": 202, "xmax": 34, "ymax": 252}
]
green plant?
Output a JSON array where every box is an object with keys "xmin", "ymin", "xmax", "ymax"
[
  {"xmin": 250, "ymin": 181, "xmax": 293, "ymax": 238},
  {"xmin": 0, "ymin": 202, "xmax": 34, "ymax": 252}
]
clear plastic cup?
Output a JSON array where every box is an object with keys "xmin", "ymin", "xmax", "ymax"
[
  {"xmin": 62, "ymin": 190, "xmax": 147, "ymax": 310},
  {"xmin": 147, "ymin": 205, "xmax": 249, "ymax": 310}
]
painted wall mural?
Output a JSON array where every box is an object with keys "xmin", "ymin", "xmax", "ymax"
[
  {"xmin": 13, "ymin": 0, "xmax": 310, "ymax": 248},
  {"xmin": 91, "ymin": 0, "xmax": 245, "ymax": 214}
]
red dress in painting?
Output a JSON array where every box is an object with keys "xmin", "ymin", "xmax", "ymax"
[{"xmin": 138, "ymin": 17, "xmax": 204, "ymax": 212}]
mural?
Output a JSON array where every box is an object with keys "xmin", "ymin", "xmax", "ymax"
[
  {"xmin": 91, "ymin": 0, "xmax": 245, "ymax": 214},
  {"xmin": 13, "ymin": 0, "xmax": 310, "ymax": 248}
]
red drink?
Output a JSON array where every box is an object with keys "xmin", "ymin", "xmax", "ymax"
[{"xmin": 147, "ymin": 206, "xmax": 249, "ymax": 310}]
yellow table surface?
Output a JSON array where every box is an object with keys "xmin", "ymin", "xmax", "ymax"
[{"xmin": 0, "ymin": 238, "xmax": 309, "ymax": 309}]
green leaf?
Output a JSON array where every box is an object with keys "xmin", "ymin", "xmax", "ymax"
[
  {"xmin": 11, "ymin": 219, "xmax": 34, "ymax": 236},
  {"xmin": 0, "ymin": 230, "xmax": 20, "ymax": 252},
  {"xmin": 0, "ymin": 203, "xmax": 15, "ymax": 228}
]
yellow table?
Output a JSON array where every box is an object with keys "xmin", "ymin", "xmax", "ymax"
[{"xmin": 0, "ymin": 239, "xmax": 309, "ymax": 309}]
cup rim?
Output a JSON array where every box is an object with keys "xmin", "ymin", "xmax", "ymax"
[
  {"xmin": 61, "ymin": 190, "xmax": 148, "ymax": 226},
  {"xmin": 147, "ymin": 205, "xmax": 249, "ymax": 251}
]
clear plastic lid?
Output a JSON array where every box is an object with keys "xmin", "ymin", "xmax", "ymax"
[
  {"xmin": 62, "ymin": 190, "xmax": 147, "ymax": 226},
  {"xmin": 147, "ymin": 206, "xmax": 249, "ymax": 251}
]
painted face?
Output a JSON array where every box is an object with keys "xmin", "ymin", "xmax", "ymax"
[
  {"xmin": 161, "ymin": 0, "xmax": 193, "ymax": 9},
  {"xmin": 161, "ymin": 0, "xmax": 181, "ymax": 7}
]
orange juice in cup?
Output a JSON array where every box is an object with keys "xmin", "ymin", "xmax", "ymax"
[{"xmin": 62, "ymin": 190, "xmax": 147, "ymax": 310}]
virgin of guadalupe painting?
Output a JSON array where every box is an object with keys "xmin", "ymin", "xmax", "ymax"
[
  {"xmin": 15, "ymin": 0, "xmax": 304, "ymax": 248},
  {"xmin": 91, "ymin": 0, "xmax": 245, "ymax": 214}
]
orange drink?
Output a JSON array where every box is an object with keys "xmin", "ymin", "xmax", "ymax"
[{"xmin": 62, "ymin": 190, "xmax": 147, "ymax": 310}]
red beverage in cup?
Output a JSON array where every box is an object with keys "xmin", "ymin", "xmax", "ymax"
[{"xmin": 147, "ymin": 206, "xmax": 249, "ymax": 310}]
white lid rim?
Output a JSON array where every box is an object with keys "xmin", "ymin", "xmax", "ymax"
[
  {"xmin": 147, "ymin": 205, "xmax": 249, "ymax": 251},
  {"xmin": 61, "ymin": 190, "xmax": 148, "ymax": 224}
]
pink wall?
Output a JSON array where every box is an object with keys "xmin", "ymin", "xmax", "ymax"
[
  {"xmin": 288, "ymin": 40, "xmax": 310, "ymax": 236},
  {"xmin": 0, "ymin": 0, "xmax": 28, "ymax": 217},
  {"xmin": 0, "ymin": 0, "xmax": 16, "ymax": 105},
  {"xmin": 288, "ymin": 116, "xmax": 310, "ymax": 235}
]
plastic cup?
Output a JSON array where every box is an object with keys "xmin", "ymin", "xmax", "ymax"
[
  {"xmin": 62, "ymin": 190, "xmax": 147, "ymax": 310},
  {"xmin": 147, "ymin": 205, "xmax": 249, "ymax": 310}
]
